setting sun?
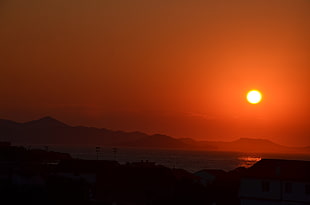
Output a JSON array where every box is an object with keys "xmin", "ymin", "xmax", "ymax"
[{"xmin": 247, "ymin": 90, "xmax": 262, "ymax": 104}]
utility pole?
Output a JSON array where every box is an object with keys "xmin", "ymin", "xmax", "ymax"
[
  {"xmin": 95, "ymin": 146, "xmax": 101, "ymax": 160},
  {"xmin": 112, "ymin": 147, "xmax": 118, "ymax": 161}
]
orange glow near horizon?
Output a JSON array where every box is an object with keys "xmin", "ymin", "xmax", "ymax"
[{"xmin": 0, "ymin": 0, "xmax": 310, "ymax": 147}]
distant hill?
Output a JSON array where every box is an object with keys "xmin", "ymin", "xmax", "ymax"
[
  {"xmin": 0, "ymin": 119, "xmax": 21, "ymax": 128},
  {"xmin": 0, "ymin": 117, "xmax": 309, "ymax": 153},
  {"xmin": 23, "ymin": 116, "xmax": 69, "ymax": 128},
  {"xmin": 0, "ymin": 117, "xmax": 186, "ymax": 148},
  {"xmin": 202, "ymin": 138, "xmax": 302, "ymax": 153}
]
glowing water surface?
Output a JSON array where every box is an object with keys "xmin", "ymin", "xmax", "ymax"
[{"xmin": 46, "ymin": 146, "xmax": 310, "ymax": 172}]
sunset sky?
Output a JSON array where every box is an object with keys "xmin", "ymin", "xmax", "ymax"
[{"xmin": 1, "ymin": 0, "xmax": 310, "ymax": 146}]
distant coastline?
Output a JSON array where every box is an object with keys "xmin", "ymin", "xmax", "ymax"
[{"xmin": 1, "ymin": 116, "xmax": 310, "ymax": 154}]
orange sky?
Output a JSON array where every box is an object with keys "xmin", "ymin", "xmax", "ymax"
[{"xmin": 1, "ymin": 0, "xmax": 310, "ymax": 146}]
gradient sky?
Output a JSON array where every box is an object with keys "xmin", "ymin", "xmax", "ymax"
[{"xmin": 1, "ymin": 0, "xmax": 310, "ymax": 146}]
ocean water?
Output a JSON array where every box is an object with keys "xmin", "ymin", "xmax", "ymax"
[{"xmin": 48, "ymin": 146, "xmax": 310, "ymax": 172}]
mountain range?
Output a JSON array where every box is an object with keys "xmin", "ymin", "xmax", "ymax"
[{"xmin": 0, "ymin": 116, "xmax": 309, "ymax": 154}]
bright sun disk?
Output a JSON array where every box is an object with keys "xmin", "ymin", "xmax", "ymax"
[{"xmin": 247, "ymin": 90, "xmax": 262, "ymax": 104}]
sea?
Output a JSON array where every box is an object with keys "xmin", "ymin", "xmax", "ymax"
[{"xmin": 46, "ymin": 146, "xmax": 310, "ymax": 173}]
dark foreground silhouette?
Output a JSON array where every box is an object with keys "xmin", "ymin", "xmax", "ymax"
[{"xmin": 1, "ymin": 142, "xmax": 309, "ymax": 205}]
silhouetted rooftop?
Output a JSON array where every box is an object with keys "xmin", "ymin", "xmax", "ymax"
[{"xmin": 244, "ymin": 159, "xmax": 310, "ymax": 182}]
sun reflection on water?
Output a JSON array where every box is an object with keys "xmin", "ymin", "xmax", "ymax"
[{"xmin": 238, "ymin": 155, "xmax": 262, "ymax": 168}]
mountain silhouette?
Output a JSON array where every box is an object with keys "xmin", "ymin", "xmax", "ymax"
[
  {"xmin": 205, "ymin": 138, "xmax": 295, "ymax": 153},
  {"xmin": 23, "ymin": 116, "xmax": 70, "ymax": 128},
  {"xmin": 0, "ymin": 117, "xmax": 183, "ymax": 148},
  {"xmin": 0, "ymin": 119, "xmax": 21, "ymax": 129},
  {"xmin": 0, "ymin": 117, "xmax": 309, "ymax": 153}
]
